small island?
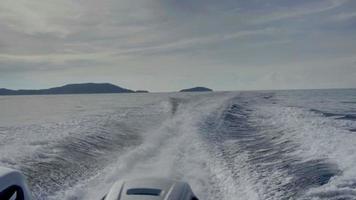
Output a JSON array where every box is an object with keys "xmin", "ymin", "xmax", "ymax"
[
  {"xmin": 180, "ymin": 87, "xmax": 213, "ymax": 92},
  {"xmin": 135, "ymin": 90, "xmax": 149, "ymax": 93}
]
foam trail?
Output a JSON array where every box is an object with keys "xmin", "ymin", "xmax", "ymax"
[
  {"xmin": 49, "ymin": 93, "xmax": 241, "ymax": 200},
  {"xmin": 1, "ymin": 90, "xmax": 356, "ymax": 200}
]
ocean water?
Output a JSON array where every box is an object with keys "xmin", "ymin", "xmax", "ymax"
[{"xmin": 0, "ymin": 89, "xmax": 356, "ymax": 200}]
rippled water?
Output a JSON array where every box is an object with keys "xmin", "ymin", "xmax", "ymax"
[{"xmin": 0, "ymin": 89, "xmax": 356, "ymax": 200}]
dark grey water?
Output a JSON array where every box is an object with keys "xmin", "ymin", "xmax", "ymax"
[{"xmin": 0, "ymin": 89, "xmax": 356, "ymax": 199}]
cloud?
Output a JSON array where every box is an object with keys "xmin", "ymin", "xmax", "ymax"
[
  {"xmin": 0, "ymin": 26, "xmax": 277, "ymax": 65},
  {"xmin": 0, "ymin": 0, "xmax": 355, "ymax": 91},
  {"xmin": 331, "ymin": 11, "xmax": 356, "ymax": 21},
  {"xmin": 0, "ymin": 0, "xmax": 82, "ymax": 37},
  {"xmin": 0, "ymin": 52, "xmax": 109, "ymax": 64},
  {"xmin": 0, "ymin": 0, "xmax": 160, "ymax": 38},
  {"xmin": 249, "ymin": 0, "xmax": 349, "ymax": 24},
  {"xmin": 114, "ymin": 27, "xmax": 279, "ymax": 55}
]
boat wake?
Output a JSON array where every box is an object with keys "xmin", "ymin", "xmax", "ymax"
[{"xmin": 0, "ymin": 90, "xmax": 356, "ymax": 199}]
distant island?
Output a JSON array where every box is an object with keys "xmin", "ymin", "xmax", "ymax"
[
  {"xmin": 0, "ymin": 83, "xmax": 140, "ymax": 95},
  {"xmin": 135, "ymin": 90, "xmax": 149, "ymax": 93},
  {"xmin": 180, "ymin": 87, "xmax": 213, "ymax": 92}
]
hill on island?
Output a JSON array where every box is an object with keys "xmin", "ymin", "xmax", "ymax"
[
  {"xmin": 0, "ymin": 83, "xmax": 136, "ymax": 95},
  {"xmin": 180, "ymin": 87, "xmax": 213, "ymax": 92}
]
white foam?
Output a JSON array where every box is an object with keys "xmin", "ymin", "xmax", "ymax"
[
  {"xmin": 48, "ymin": 92, "xmax": 245, "ymax": 200},
  {"xmin": 254, "ymin": 103, "xmax": 356, "ymax": 197}
]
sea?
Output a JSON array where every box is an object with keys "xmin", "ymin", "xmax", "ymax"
[{"xmin": 0, "ymin": 89, "xmax": 356, "ymax": 200}]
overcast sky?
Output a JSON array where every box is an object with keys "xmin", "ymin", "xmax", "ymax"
[{"xmin": 0, "ymin": 0, "xmax": 356, "ymax": 91}]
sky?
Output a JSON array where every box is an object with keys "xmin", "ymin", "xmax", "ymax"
[{"xmin": 0, "ymin": 0, "xmax": 356, "ymax": 92}]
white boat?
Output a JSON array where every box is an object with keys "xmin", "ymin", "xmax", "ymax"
[
  {"xmin": 0, "ymin": 167, "xmax": 31, "ymax": 200},
  {"xmin": 102, "ymin": 178, "xmax": 199, "ymax": 200},
  {"xmin": 0, "ymin": 167, "xmax": 199, "ymax": 200}
]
